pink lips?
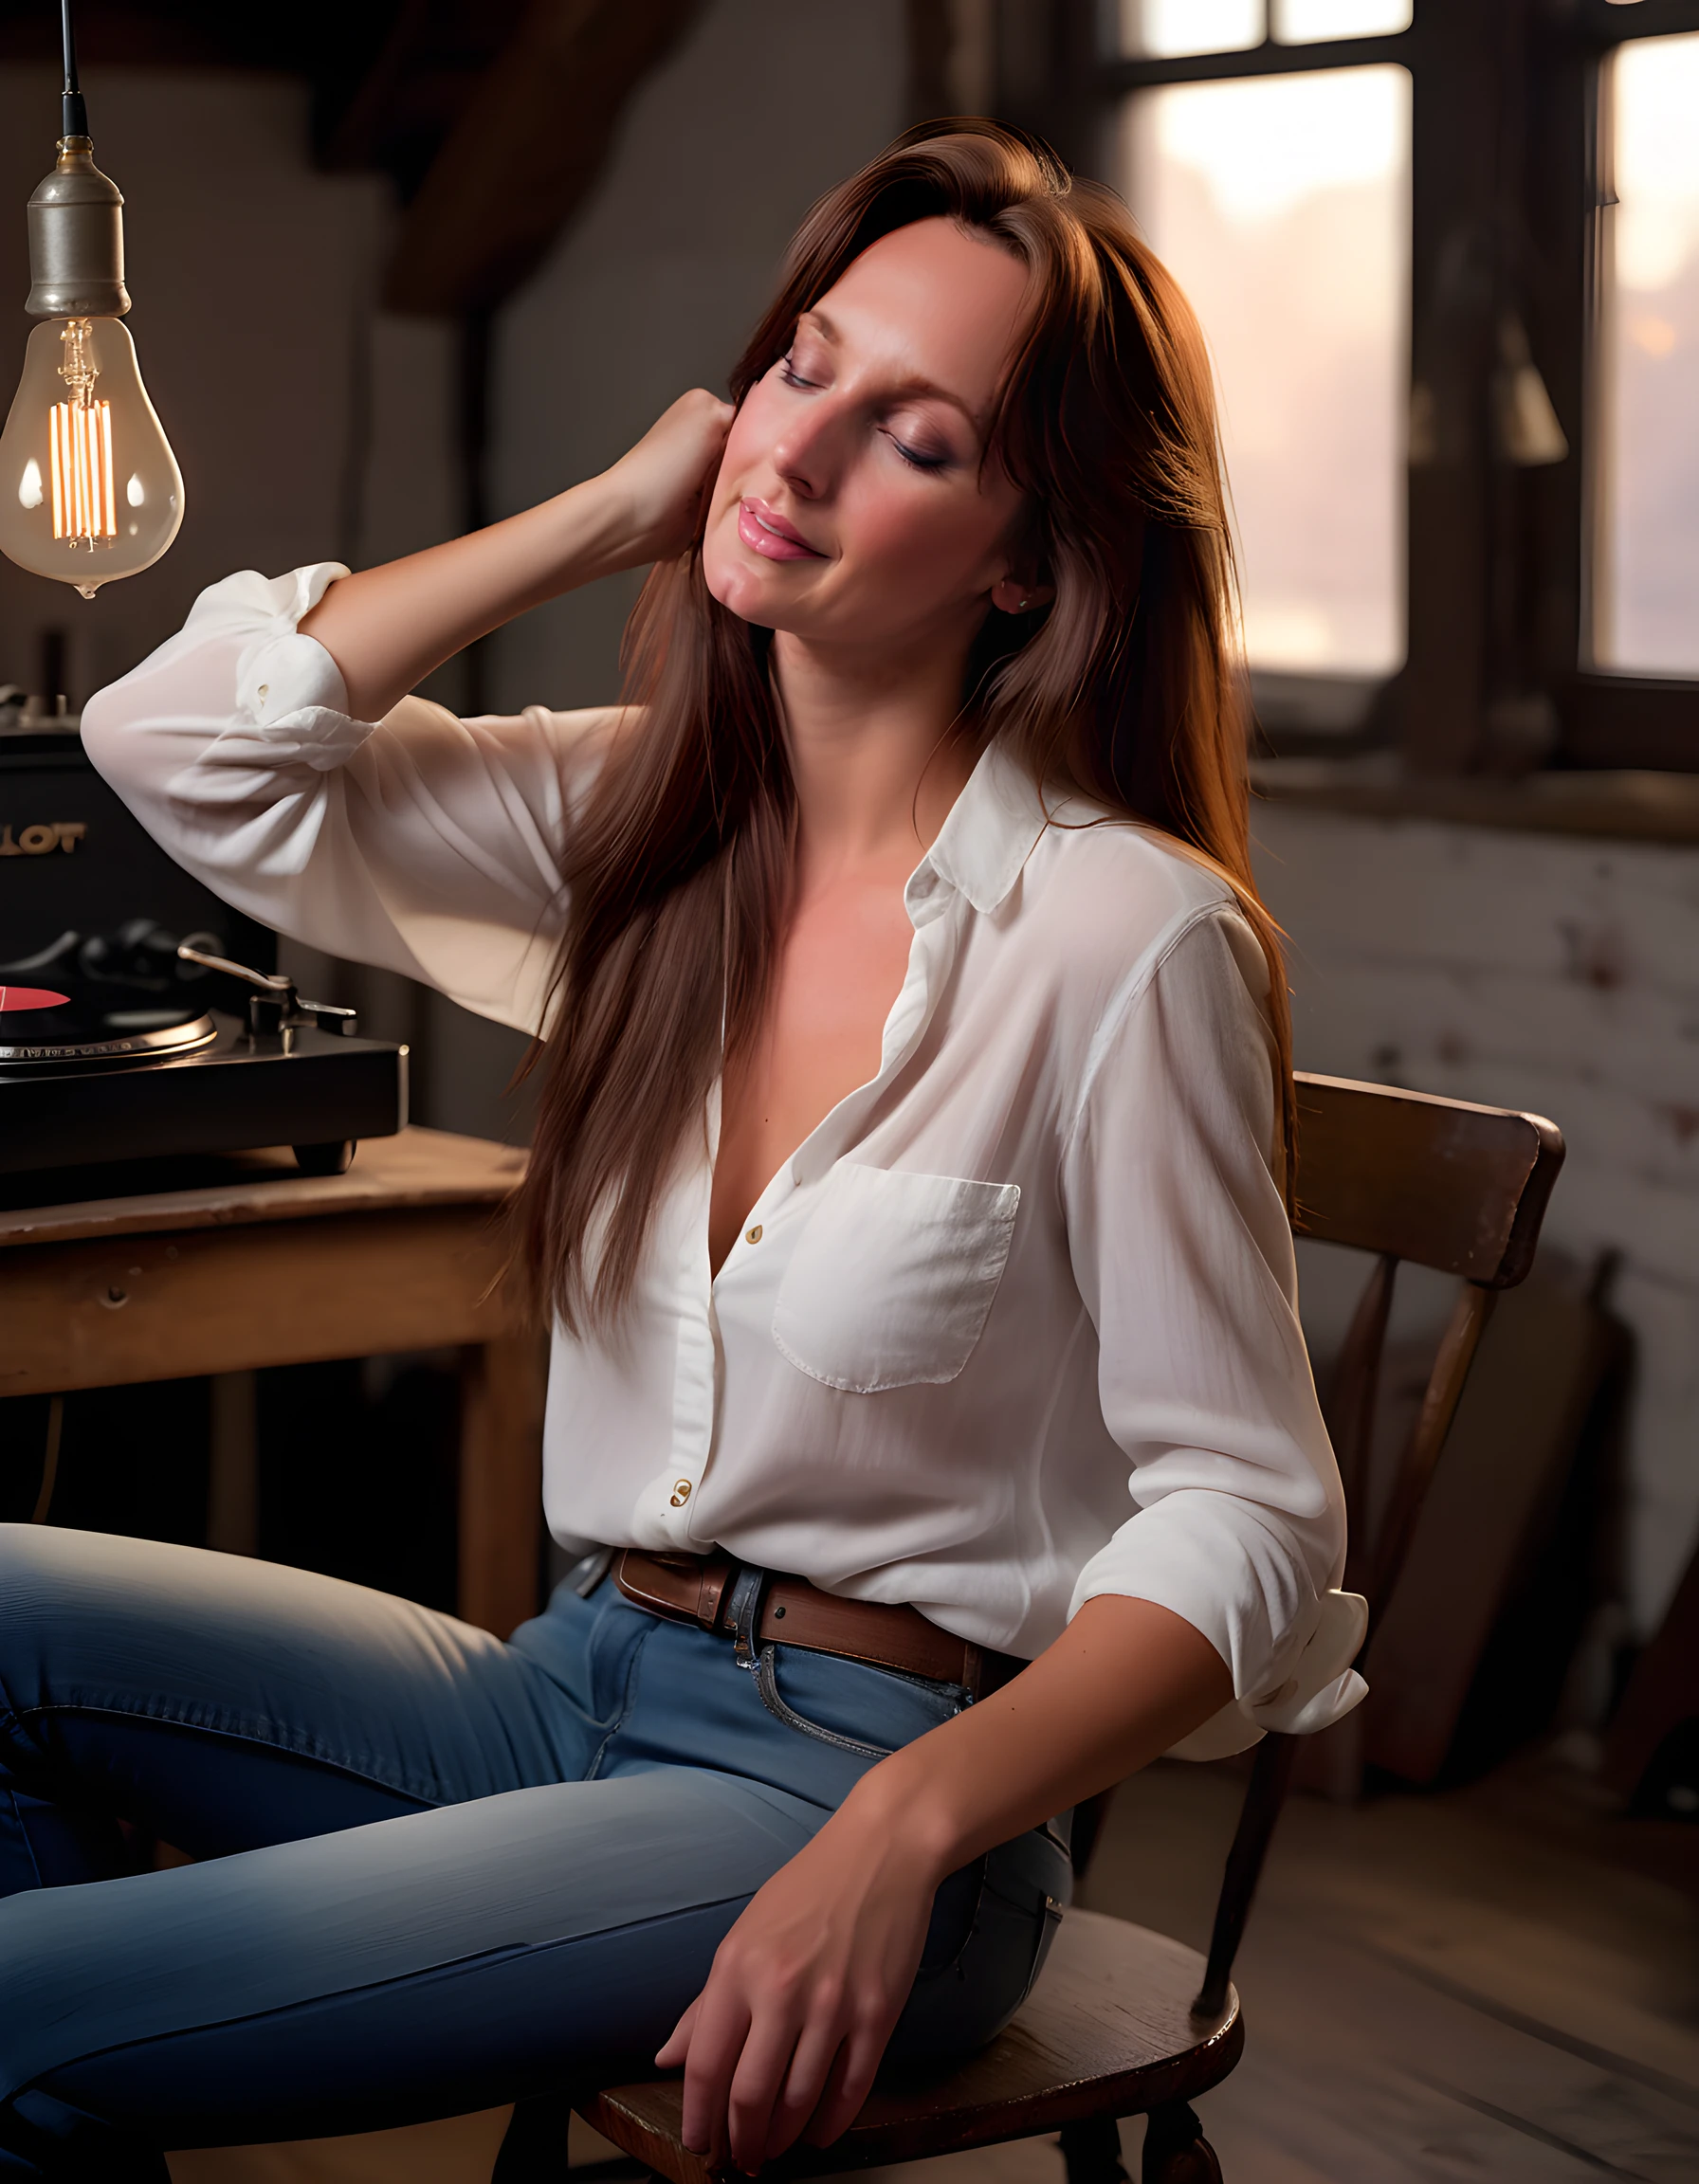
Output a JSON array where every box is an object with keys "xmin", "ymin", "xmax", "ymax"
[{"xmin": 737, "ymin": 497, "xmax": 825, "ymax": 562}]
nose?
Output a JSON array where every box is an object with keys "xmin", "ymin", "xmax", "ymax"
[{"xmin": 771, "ymin": 391, "xmax": 850, "ymax": 502}]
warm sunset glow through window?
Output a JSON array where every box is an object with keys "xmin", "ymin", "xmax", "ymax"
[
  {"xmin": 1120, "ymin": 65, "xmax": 1411, "ymax": 677},
  {"xmin": 1117, "ymin": 1, "xmax": 1261, "ymax": 58},
  {"xmin": 1594, "ymin": 32, "xmax": 1699, "ymax": 676},
  {"xmin": 1115, "ymin": 2, "xmax": 1410, "ymax": 57},
  {"xmin": 1273, "ymin": 0, "xmax": 1410, "ymax": 41}
]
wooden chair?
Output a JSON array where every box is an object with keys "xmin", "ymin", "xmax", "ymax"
[{"xmin": 542, "ymin": 1072, "xmax": 1565, "ymax": 2184}]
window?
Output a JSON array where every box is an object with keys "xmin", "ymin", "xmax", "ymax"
[
  {"xmin": 1116, "ymin": 2, "xmax": 1262, "ymax": 59},
  {"xmin": 1071, "ymin": 0, "xmax": 1699, "ymax": 771},
  {"xmin": 1112, "ymin": 1, "xmax": 1411, "ymax": 58},
  {"xmin": 1118, "ymin": 65, "xmax": 1411, "ymax": 685},
  {"xmin": 1594, "ymin": 29, "xmax": 1699, "ymax": 677},
  {"xmin": 1271, "ymin": 0, "xmax": 1411, "ymax": 41}
]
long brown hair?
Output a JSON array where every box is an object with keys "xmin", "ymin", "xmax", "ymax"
[{"xmin": 521, "ymin": 119, "xmax": 1293, "ymax": 1333}]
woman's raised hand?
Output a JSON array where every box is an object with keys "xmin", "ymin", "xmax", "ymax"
[
  {"xmin": 295, "ymin": 388, "xmax": 734, "ymax": 719},
  {"xmin": 655, "ymin": 1787, "xmax": 941, "ymax": 2175},
  {"xmin": 598, "ymin": 389, "xmax": 736, "ymax": 572}
]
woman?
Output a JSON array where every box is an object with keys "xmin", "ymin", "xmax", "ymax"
[{"xmin": 1, "ymin": 124, "xmax": 1363, "ymax": 2178}]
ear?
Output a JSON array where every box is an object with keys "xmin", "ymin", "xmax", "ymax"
[{"xmin": 990, "ymin": 574, "xmax": 1055, "ymax": 616}]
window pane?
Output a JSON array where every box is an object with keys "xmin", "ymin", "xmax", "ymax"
[
  {"xmin": 1272, "ymin": 0, "xmax": 1411, "ymax": 42},
  {"xmin": 1119, "ymin": 66, "xmax": 1411, "ymax": 675},
  {"xmin": 1594, "ymin": 32, "xmax": 1699, "ymax": 676},
  {"xmin": 1116, "ymin": 1, "xmax": 1263, "ymax": 61}
]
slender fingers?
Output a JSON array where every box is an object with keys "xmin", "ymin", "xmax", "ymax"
[
  {"xmin": 664, "ymin": 1965, "xmax": 889, "ymax": 2169},
  {"xmin": 678, "ymin": 1984, "xmax": 752, "ymax": 2167},
  {"xmin": 802, "ymin": 2018, "xmax": 889, "ymax": 2150},
  {"xmin": 758, "ymin": 2008, "xmax": 855, "ymax": 2163},
  {"xmin": 799, "ymin": 2036, "xmax": 860, "ymax": 2151},
  {"xmin": 724, "ymin": 1998, "xmax": 815, "ymax": 2174}
]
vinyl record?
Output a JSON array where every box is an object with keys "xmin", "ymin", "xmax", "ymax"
[{"xmin": 0, "ymin": 982, "xmax": 218, "ymax": 1065}]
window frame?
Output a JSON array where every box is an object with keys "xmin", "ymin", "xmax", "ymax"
[{"xmin": 1007, "ymin": 0, "xmax": 1699, "ymax": 774}]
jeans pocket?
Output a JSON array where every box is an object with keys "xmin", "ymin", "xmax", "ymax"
[
  {"xmin": 887, "ymin": 1824, "xmax": 1073, "ymax": 2067},
  {"xmin": 749, "ymin": 1645, "xmax": 966, "ymax": 1761}
]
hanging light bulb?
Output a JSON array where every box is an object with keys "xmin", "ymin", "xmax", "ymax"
[{"xmin": 0, "ymin": 2, "xmax": 182, "ymax": 597}]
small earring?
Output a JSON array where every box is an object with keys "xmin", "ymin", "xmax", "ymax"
[{"xmin": 1016, "ymin": 596, "xmax": 1031, "ymax": 611}]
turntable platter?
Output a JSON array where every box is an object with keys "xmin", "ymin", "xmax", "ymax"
[{"xmin": 0, "ymin": 983, "xmax": 217, "ymax": 1065}]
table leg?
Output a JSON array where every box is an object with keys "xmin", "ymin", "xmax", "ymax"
[
  {"xmin": 457, "ymin": 1331, "xmax": 547, "ymax": 1637},
  {"xmin": 207, "ymin": 1371, "xmax": 260, "ymax": 1556}
]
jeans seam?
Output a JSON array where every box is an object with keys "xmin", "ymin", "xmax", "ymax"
[{"xmin": 7, "ymin": 1702, "xmax": 451, "ymax": 1811}]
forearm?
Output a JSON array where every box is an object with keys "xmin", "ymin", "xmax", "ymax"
[
  {"xmin": 299, "ymin": 476, "xmax": 631, "ymax": 722},
  {"xmin": 842, "ymin": 1594, "xmax": 1233, "ymax": 1881}
]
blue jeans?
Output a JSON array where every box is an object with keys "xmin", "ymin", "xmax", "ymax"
[{"xmin": 0, "ymin": 1525, "xmax": 1069, "ymax": 2179}]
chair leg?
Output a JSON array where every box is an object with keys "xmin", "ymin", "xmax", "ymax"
[
  {"xmin": 1141, "ymin": 2102, "xmax": 1223, "ymax": 2184},
  {"xmin": 1059, "ymin": 2112, "xmax": 1129, "ymax": 2184}
]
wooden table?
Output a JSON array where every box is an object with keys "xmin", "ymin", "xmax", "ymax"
[{"xmin": 0, "ymin": 1128, "xmax": 545, "ymax": 1638}]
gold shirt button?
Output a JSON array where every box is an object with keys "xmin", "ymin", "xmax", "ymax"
[
  {"xmin": 669, "ymin": 1480, "xmax": 692, "ymax": 1506},
  {"xmin": 745, "ymin": 1224, "xmax": 762, "ymax": 1245}
]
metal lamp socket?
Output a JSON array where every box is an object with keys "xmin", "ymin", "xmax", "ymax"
[{"xmin": 25, "ymin": 137, "xmax": 131, "ymax": 319}]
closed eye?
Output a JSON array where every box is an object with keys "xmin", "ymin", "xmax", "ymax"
[
  {"xmin": 778, "ymin": 354, "xmax": 952, "ymax": 471},
  {"xmin": 886, "ymin": 432, "xmax": 949, "ymax": 473}
]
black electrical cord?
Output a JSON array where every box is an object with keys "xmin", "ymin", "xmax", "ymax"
[{"xmin": 61, "ymin": 0, "xmax": 87, "ymax": 140}]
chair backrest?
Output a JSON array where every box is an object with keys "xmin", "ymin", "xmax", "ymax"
[
  {"xmin": 1291, "ymin": 1071, "xmax": 1562, "ymax": 1285},
  {"xmin": 1290, "ymin": 1072, "xmax": 1564, "ymax": 1614},
  {"xmin": 1187, "ymin": 1071, "xmax": 1564, "ymax": 2018}
]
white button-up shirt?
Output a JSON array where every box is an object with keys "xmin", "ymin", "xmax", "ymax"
[{"xmin": 82, "ymin": 564, "xmax": 1367, "ymax": 1757}]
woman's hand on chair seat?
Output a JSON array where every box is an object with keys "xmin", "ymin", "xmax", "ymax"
[
  {"xmin": 657, "ymin": 1597, "xmax": 1234, "ymax": 2172},
  {"xmin": 656, "ymin": 1779, "xmax": 942, "ymax": 2174}
]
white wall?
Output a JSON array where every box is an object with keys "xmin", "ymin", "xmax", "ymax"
[
  {"xmin": 1254, "ymin": 805, "xmax": 1699, "ymax": 1636},
  {"xmin": 487, "ymin": 0, "xmax": 910, "ymax": 713}
]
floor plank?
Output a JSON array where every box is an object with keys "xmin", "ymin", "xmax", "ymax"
[{"xmin": 1078, "ymin": 1748, "xmax": 1699, "ymax": 2182}]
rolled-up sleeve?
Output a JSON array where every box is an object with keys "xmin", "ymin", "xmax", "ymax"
[
  {"xmin": 79, "ymin": 563, "xmax": 612, "ymax": 1034},
  {"xmin": 1060, "ymin": 905, "xmax": 1366, "ymax": 1759}
]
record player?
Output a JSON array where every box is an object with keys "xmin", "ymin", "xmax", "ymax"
[
  {"xmin": 0, "ymin": 926, "xmax": 408, "ymax": 1177},
  {"xmin": 3, "ymin": 702, "xmax": 406, "ymax": 1183}
]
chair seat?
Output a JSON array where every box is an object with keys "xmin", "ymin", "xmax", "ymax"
[{"xmin": 577, "ymin": 1910, "xmax": 1243, "ymax": 2184}]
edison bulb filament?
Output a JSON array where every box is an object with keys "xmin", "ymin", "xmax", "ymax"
[{"xmin": 47, "ymin": 318, "xmax": 117, "ymax": 548}]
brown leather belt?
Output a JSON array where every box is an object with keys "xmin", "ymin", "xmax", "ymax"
[{"xmin": 612, "ymin": 1549, "xmax": 1021, "ymax": 1700}]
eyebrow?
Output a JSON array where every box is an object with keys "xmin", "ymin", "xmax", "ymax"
[{"xmin": 798, "ymin": 309, "xmax": 983, "ymax": 432}]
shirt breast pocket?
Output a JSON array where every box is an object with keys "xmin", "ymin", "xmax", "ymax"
[{"xmin": 772, "ymin": 1164, "xmax": 1021, "ymax": 1394}]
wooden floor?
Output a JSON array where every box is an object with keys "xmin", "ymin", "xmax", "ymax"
[
  {"xmin": 1069, "ymin": 1749, "xmax": 1699, "ymax": 2182},
  {"xmin": 169, "ymin": 1748, "xmax": 1699, "ymax": 2184}
]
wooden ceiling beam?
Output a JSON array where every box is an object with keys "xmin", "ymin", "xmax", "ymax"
[
  {"xmin": 317, "ymin": 0, "xmax": 527, "ymax": 193},
  {"xmin": 382, "ymin": 0, "xmax": 704, "ymax": 317}
]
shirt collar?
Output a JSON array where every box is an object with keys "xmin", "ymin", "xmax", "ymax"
[{"xmin": 913, "ymin": 738, "xmax": 1055, "ymax": 919}]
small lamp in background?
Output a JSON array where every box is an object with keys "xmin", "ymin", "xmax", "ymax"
[{"xmin": 0, "ymin": 0, "xmax": 183, "ymax": 597}]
